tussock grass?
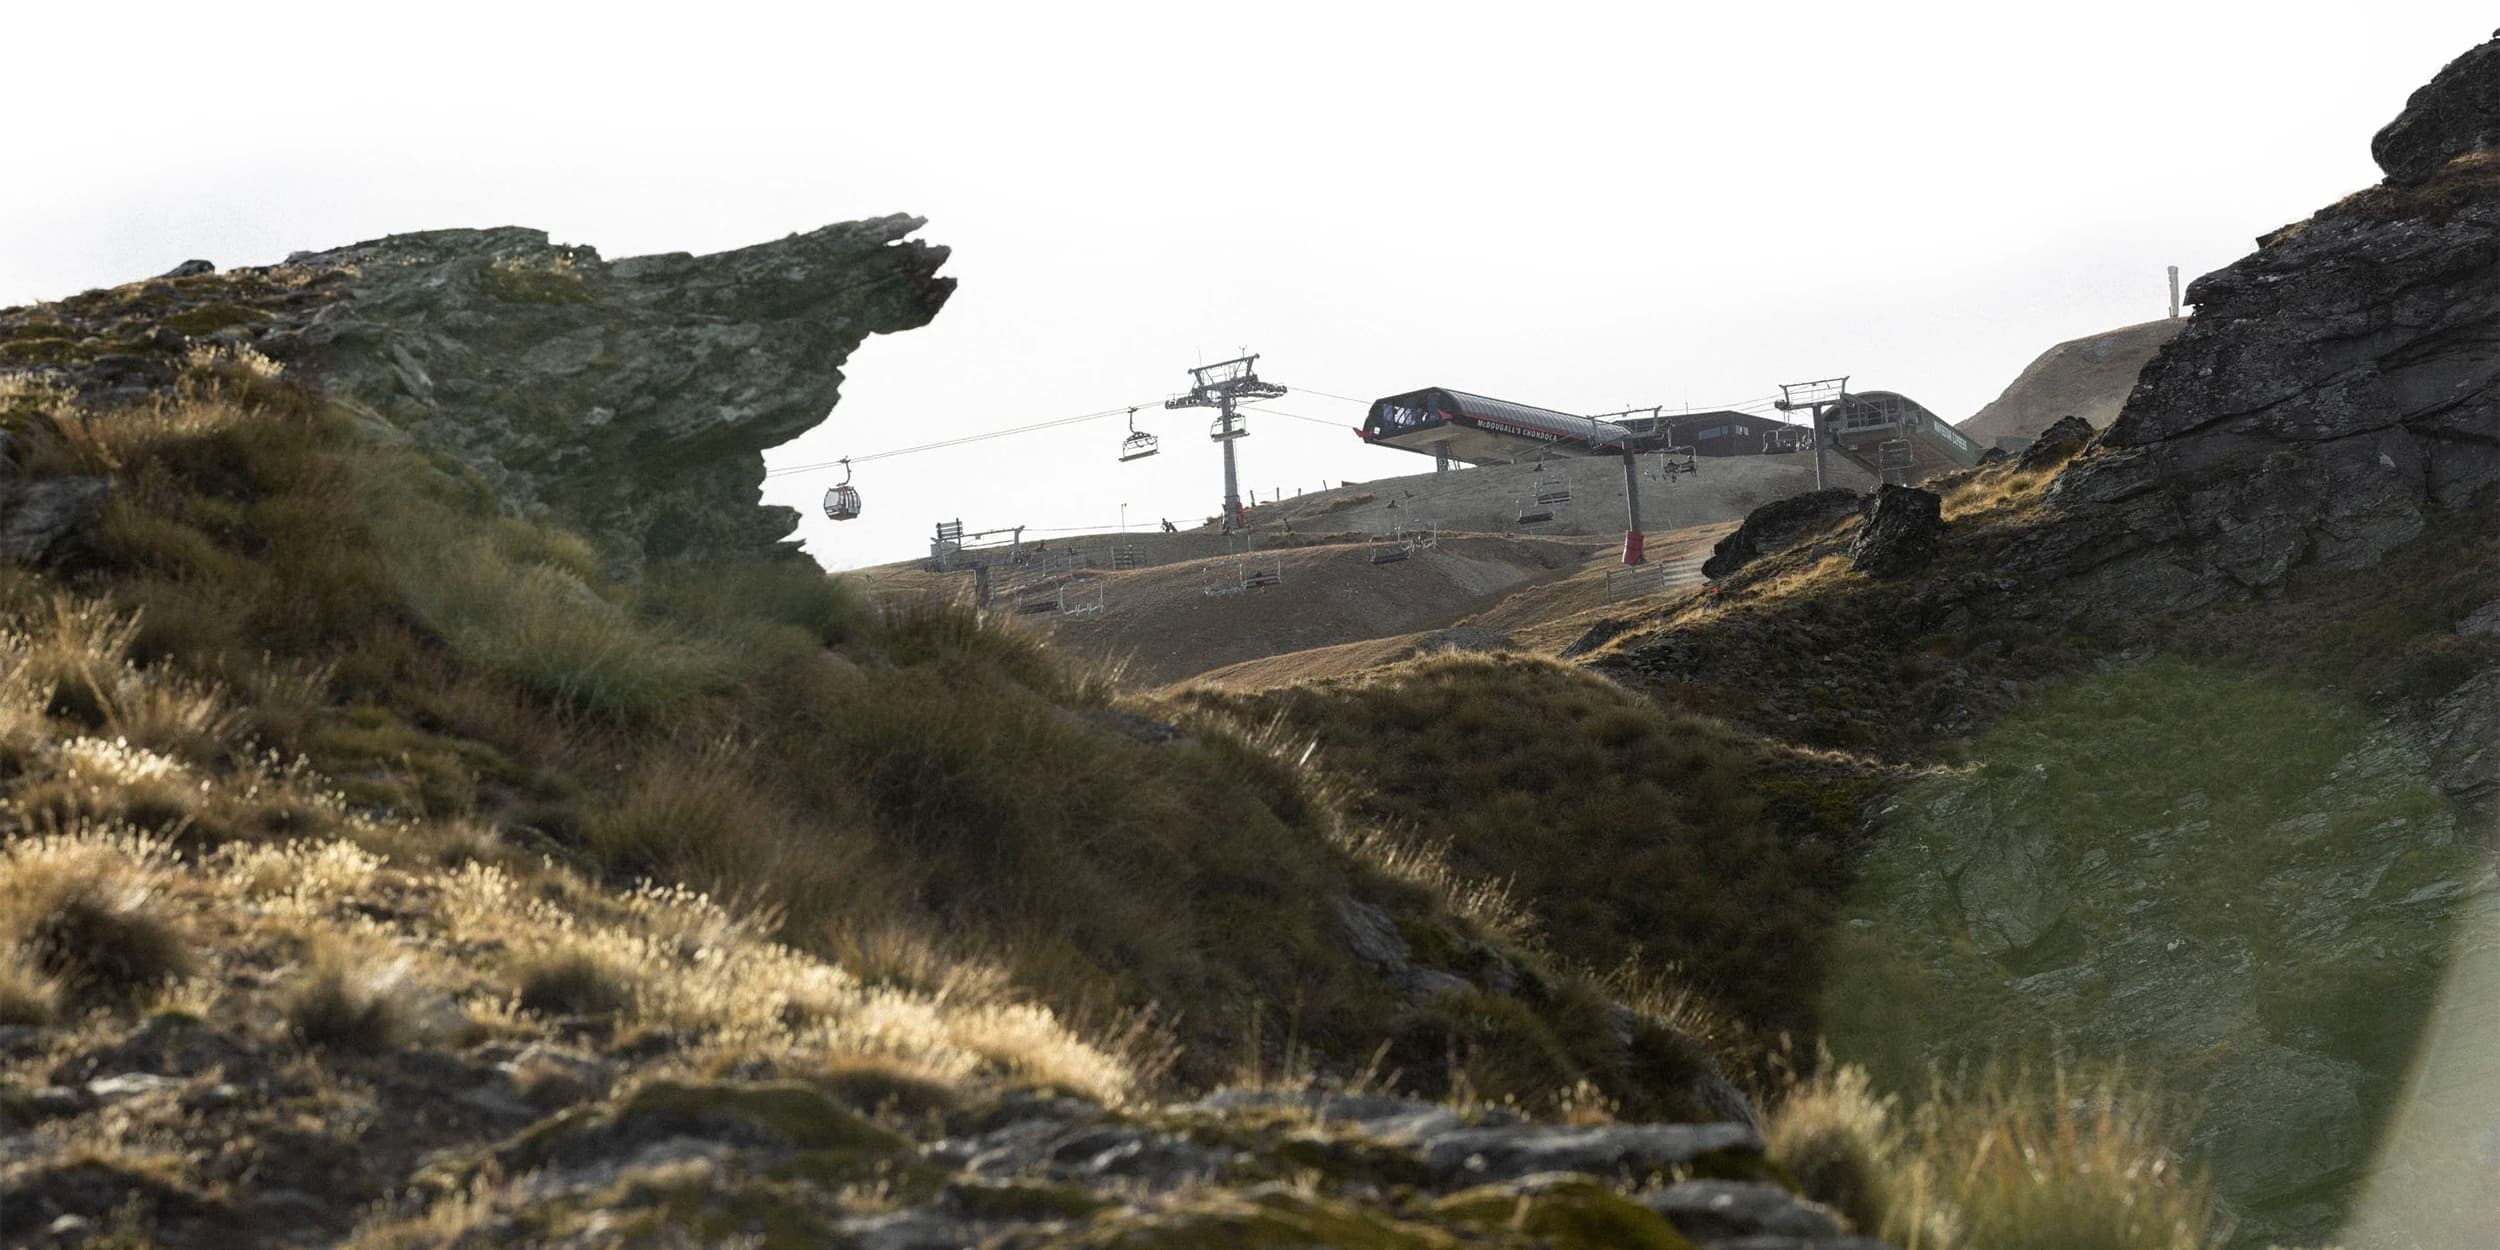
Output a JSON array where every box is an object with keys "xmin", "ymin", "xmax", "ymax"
[
  {"xmin": 283, "ymin": 935, "xmax": 432, "ymax": 1050},
  {"xmin": 1769, "ymin": 1059, "xmax": 2219, "ymax": 1250},
  {"xmin": 0, "ymin": 832, "xmax": 192, "ymax": 1001},
  {"xmin": 0, "ymin": 949, "xmax": 63, "ymax": 1025},
  {"xmin": 1766, "ymin": 1059, "xmax": 1911, "ymax": 1237},
  {"xmin": 512, "ymin": 941, "xmax": 641, "ymax": 1022}
]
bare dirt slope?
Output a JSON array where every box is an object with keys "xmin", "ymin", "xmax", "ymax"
[
  {"xmin": 1186, "ymin": 520, "xmax": 1737, "ymax": 691},
  {"xmin": 1957, "ymin": 318, "xmax": 2185, "ymax": 447},
  {"xmin": 1253, "ymin": 447, "xmax": 1864, "ymax": 540},
  {"xmin": 1043, "ymin": 533, "xmax": 1598, "ymax": 688},
  {"xmin": 857, "ymin": 453, "xmax": 1841, "ymax": 691}
]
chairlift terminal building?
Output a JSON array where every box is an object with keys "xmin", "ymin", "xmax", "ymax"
[
  {"xmin": 1360, "ymin": 389, "xmax": 1810, "ymax": 463},
  {"xmin": 1360, "ymin": 388, "xmax": 1646, "ymax": 464}
]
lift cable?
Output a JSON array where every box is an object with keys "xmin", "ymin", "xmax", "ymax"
[
  {"xmin": 768, "ymin": 379, "xmax": 1806, "ymax": 485},
  {"xmin": 765, "ymin": 403, "xmax": 1157, "ymax": 478}
]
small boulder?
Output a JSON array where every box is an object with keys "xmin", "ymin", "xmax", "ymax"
[
  {"xmin": 2017, "ymin": 414, "xmax": 2096, "ymax": 472},
  {"xmin": 1641, "ymin": 1179, "xmax": 1848, "ymax": 1241},
  {"xmin": 0, "ymin": 476, "xmax": 111, "ymax": 566},
  {"xmin": 1702, "ymin": 488, "xmax": 1864, "ymax": 579},
  {"xmin": 1848, "ymin": 485, "xmax": 1943, "ymax": 578},
  {"xmin": 1559, "ymin": 617, "xmax": 1634, "ymax": 660},
  {"xmin": 157, "ymin": 260, "xmax": 216, "ymax": 279}
]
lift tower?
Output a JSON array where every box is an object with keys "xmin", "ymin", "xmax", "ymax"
[
  {"xmin": 1166, "ymin": 354, "xmax": 1285, "ymax": 531},
  {"xmin": 1775, "ymin": 376, "xmax": 1850, "ymax": 491}
]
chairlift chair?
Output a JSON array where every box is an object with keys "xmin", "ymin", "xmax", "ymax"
[
  {"xmin": 1515, "ymin": 497, "xmax": 1556, "ymax": 525},
  {"xmin": 823, "ymin": 458, "xmax": 862, "ymax": 521},
  {"xmin": 1118, "ymin": 407, "xmax": 1159, "ymax": 462}
]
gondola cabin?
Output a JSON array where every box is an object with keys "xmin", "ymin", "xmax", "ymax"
[
  {"xmin": 823, "ymin": 458, "xmax": 862, "ymax": 521},
  {"xmin": 823, "ymin": 483, "xmax": 861, "ymax": 521}
]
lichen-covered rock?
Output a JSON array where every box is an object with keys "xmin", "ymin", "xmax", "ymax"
[
  {"xmin": 297, "ymin": 217, "xmax": 953, "ymax": 563},
  {"xmin": 2372, "ymin": 33, "xmax": 2500, "ymax": 184},
  {"xmin": 1702, "ymin": 488, "xmax": 1863, "ymax": 579},
  {"xmin": 1846, "ymin": 486, "xmax": 1941, "ymax": 579},
  {"xmin": 1, "ymin": 217, "xmax": 951, "ymax": 567}
]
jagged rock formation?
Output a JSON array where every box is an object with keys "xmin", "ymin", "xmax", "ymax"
[
  {"xmin": 1802, "ymin": 38, "xmax": 2500, "ymax": 1250},
  {"xmin": 1701, "ymin": 487, "xmax": 1863, "ymax": 579},
  {"xmin": 2373, "ymin": 33, "xmax": 2500, "ymax": 184},
  {"xmin": 0, "ymin": 217, "xmax": 953, "ymax": 564},
  {"xmin": 1957, "ymin": 318, "xmax": 2185, "ymax": 448},
  {"xmin": 2018, "ymin": 34, "xmax": 2500, "ymax": 607},
  {"xmin": 1847, "ymin": 485, "xmax": 1942, "ymax": 577},
  {"xmin": 299, "ymin": 218, "xmax": 953, "ymax": 561}
]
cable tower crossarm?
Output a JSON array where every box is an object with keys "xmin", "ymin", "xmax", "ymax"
[{"xmin": 1164, "ymin": 353, "xmax": 1285, "ymax": 532}]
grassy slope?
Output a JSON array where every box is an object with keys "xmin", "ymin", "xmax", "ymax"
[
  {"xmin": 0, "ymin": 296, "xmax": 1770, "ymax": 1243},
  {"xmin": 0, "ymin": 263, "xmax": 2394, "ymax": 1249}
]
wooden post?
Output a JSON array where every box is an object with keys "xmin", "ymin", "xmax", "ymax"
[{"xmin": 2169, "ymin": 265, "xmax": 2182, "ymax": 319}]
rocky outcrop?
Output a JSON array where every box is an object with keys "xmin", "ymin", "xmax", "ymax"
[
  {"xmin": 1958, "ymin": 318, "xmax": 2185, "ymax": 447},
  {"xmin": 2018, "ymin": 34, "xmax": 2500, "ymax": 607},
  {"xmin": 329, "ymin": 1077, "xmax": 1865, "ymax": 1250},
  {"xmin": 1702, "ymin": 487, "xmax": 1863, "ymax": 579},
  {"xmin": 299, "ymin": 218, "xmax": 952, "ymax": 562},
  {"xmin": 1847, "ymin": 485, "xmax": 1942, "ymax": 578},
  {"xmin": 0, "ymin": 217, "xmax": 953, "ymax": 565},
  {"xmin": 2372, "ymin": 34, "xmax": 2500, "ymax": 184}
]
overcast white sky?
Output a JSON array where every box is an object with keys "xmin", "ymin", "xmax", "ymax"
[{"xmin": 5, "ymin": 3, "xmax": 2491, "ymax": 567}]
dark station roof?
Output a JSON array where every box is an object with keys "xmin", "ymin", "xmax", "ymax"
[{"xmin": 1360, "ymin": 386, "xmax": 1641, "ymax": 466}]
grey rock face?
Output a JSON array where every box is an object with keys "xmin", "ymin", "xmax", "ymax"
[
  {"xmin": 2372, "ymin": 34, "xmax": 2500, "ymax": 184},
  {"xmin": 1846, "ymin": 485, "xmax": 1941, "ymax": 578},
  {"xmin": 300, "ymin": 217, "xmax": 953, "ymax": 562},
  {"xmin": 1702, "ymin": 488, "xmax": 1864, "ymax": 579},
  {"xmin": 2018, "ymin": 109, "xmax": 2499, "ymax": 606},
  {"xmin": 0, "ymin": 475, "xmax": 109, "ymax": 566}
]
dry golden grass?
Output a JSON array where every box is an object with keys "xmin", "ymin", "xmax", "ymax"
[
  {"xmin": 282, "ymin": 933, "xmax": 435, "ymax": 1050},
  {"xmin": 1769, "ymin": 1058, "xmax": 2220, "ymax": 1250},
  {"xmin": 0, "ymin": 831, "xmax": 193, "ymax": 1002},
  {"xmin": 0, "ymin": 948, "xmax": 62, "ymax": 1025}
]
